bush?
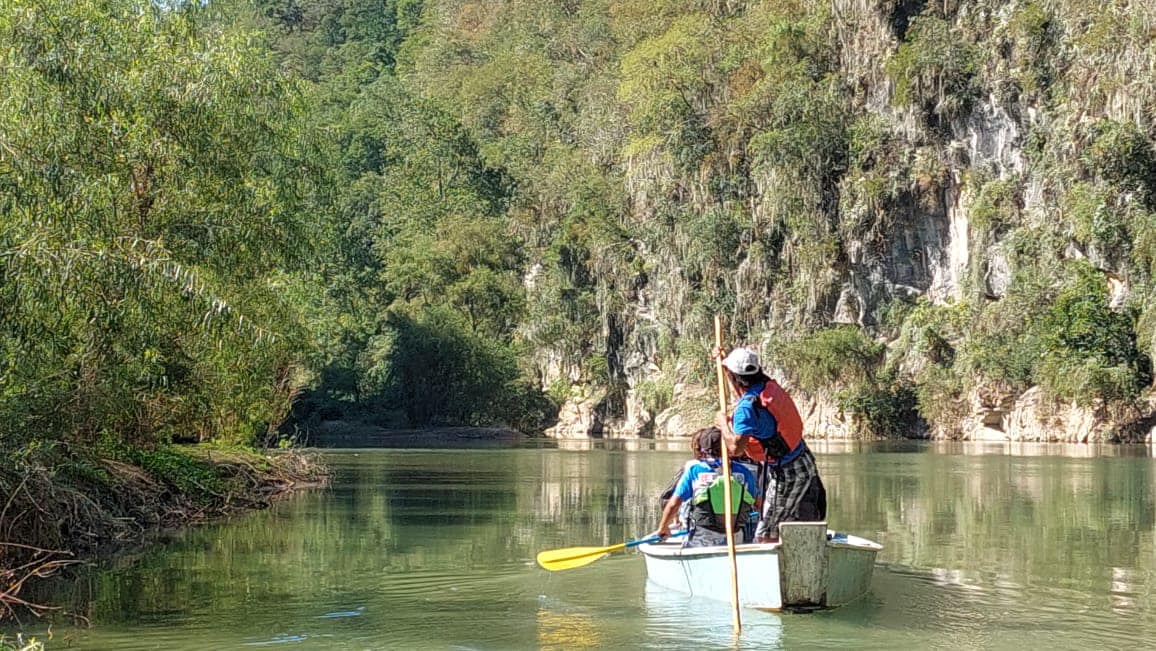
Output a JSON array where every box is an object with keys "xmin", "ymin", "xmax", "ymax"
[
  {"xmin": 839, "ymin": 381, "xmax": 921, "ymax": 439},
  {"xmin": 957, "ymin": 277, "xmax": 1052, "ymax": 392},
  {"xmin": 885, "ymin": 14, "xmax": 979, "ymax": 124},
  {"xmin": 969, "ymin": 176, "xmax": 1020, "ymax": 235},
  {"xmin": 777, "ymin": 326, "xmax": 884, "ymax": 393},
  {"xmin": 98, "ymin": 440, "xmax": 227, "ymax": 495},
  {"xmin": 914, "ymin": 364, "xmax": 966, "ymax": 429},
  {"xmin": 1063, "ymin": 181, "xmax": 1127, "ymax": 251},
  {"xmin": 1033, "ymin": 263, "xmax": 1151, "ymax": 404},
  {"xmin": 635, "ymin": 377, "xmax": 675, "ymax": 415},
  {"xmin": 362, "ymin": 307, "xmax": 555, "ymax": 430},
  {"xmin": 1082, "ymin": 119, "xmax": 1156, "ymax": 204}
]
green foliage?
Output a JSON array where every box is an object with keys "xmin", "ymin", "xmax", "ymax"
[
  {"xmin": 776, "ymin": 326, "xmax": 925, "ymax": 437},
  {"xmin": 1082, "ymin": 119, "xmax": 1156, "ymax": 203},
  {"xmin": 883, "ymin": 300, "xmax": 972, "ymax": 432},
  {"xmin": 778, "ymin": 326, "xmax": 885, "ymax": 393},
  {"xmin": 886, "ymin": 13, "xmax": 979, "ymax": 123},
  {"xmin": 839, "ymin": 381, "xmax": 919, "ymax": 439},
  {"xmin": 0, "ymin": 635, "xmax": 43, "ymax": 651},
  {"xmin": 969, "ymin": 177, "xmax": 1020, "ymax": 235},
  {"xmin": 255, "ymin": 0, "xmax": 421, "ymax": 79},
  {"xmin": 617, "ymin": 14, "xmax": 716, "ymax": 138},
  {"xmin": 364, "ymin": 307, "xmax": 549, "ymax": 430},
  {"xmin": 102, "ymin": 442, "xmax": 228, "ymax": 495},
  {"xmin": 0, "ymin": 0, "xmax": 312, "ymax": 448},
  {"xmin": 1059, "ymin": 121, "xmax": 1156, "ymax": 274},
  {"xmin": 635, "ymin": 377, "xmax": 675, "ymax": 415},
  {"xmin": 1004, "ymin": 0, "xmax": 1059, "ymax": 96},
  {"xmin": 682, "ymin": 206, "xmax": 745, "ymax": 277},
  {"xmin": 1034, "ymin": 264, "xmax": 1151, "ymax": 404},
  {"xmin": 1064, "ymin": 182, "xmax": 1124, "ymax": 250},
  {"xmin": 5, "ymin": 0, "xmax": 1156, "ymax": 450},
  {"xmin": 958, "ymin": 288, "xmax": 1049, "ymax": 392},
  {"xmin": 913, "ymin": 364, "xmax": 966, "ymax": 429}
]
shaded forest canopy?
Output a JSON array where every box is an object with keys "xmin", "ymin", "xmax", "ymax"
[{"xmin": 3, "ymin": 0, "xmax": 1156, "ymax": 448}]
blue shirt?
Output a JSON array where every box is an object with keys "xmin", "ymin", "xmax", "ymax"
[
  {"xmin": 672, "ymin": 458, "xmax": 761, "ymax": 502},
  {"xmin": 732, "ymin": 383, "xmax": 805, "ymax": 466},
  {"xmin": 732, "ymin": 383, "xmax": 776, "ymax": 441}
]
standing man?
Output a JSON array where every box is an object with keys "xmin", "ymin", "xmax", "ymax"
[{"xmin": 716, "ymin": 347, "xmax": 826, "ymax": 543}]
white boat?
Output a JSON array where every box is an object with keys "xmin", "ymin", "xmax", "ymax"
[{"xmin": 638, "ymin": 521, "xmax": 881, "ymax": 611}]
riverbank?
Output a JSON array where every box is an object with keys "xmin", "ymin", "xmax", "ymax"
[{"xmin": 0, "ymin": 443, "xmax": 327, "ymax": 622}]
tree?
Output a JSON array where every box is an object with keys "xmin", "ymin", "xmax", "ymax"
[{"xmin": 0, "ymin": 0, "xmax": 312, "ymax": 445}]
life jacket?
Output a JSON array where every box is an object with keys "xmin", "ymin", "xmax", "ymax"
[
  {"xmin": 742, "ymin": 380, "xmax": 805, "ymax": 464},
  {"xmin": 688, "ymin": 462, "xmax": 756, "ymax": 534}
]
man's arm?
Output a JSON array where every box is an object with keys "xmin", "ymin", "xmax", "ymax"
[{"xmin": 717, "ymin": 410, "xmax": 749, "ymax": 457}]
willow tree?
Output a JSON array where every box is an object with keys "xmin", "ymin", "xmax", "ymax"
[{"xmin": 0, "ymin": 0, "xmax": 315, "ymax": 446}]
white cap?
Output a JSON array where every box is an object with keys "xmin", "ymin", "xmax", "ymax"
[{"xmin": 722, "ymin": 347, "xmax": 762, "ymax": 375}]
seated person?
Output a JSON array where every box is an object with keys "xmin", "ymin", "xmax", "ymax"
[{"xmin": 654, "ymin": 427, "xmax": 762, "ymax": 547}]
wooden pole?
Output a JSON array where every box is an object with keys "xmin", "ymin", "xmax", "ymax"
[{"xmin": 713, "ymin": 315, "xmax": 742, "ymax": 634}]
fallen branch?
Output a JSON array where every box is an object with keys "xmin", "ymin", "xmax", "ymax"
[{"xmin": 1, "ymin": 551, "xmax": 79, "ymax": 621}]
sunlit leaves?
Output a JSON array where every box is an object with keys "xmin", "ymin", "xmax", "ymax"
[{"xmin": 0, "ymin": 0, "xmax": 310, "ymax": 445}]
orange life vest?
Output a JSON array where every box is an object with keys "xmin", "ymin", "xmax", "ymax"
[{"xmin": 740, "ymin": 380, "xmax": 805, "ymax": 464}]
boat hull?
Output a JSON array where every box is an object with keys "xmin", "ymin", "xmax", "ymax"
[{"xmin": 639, "ymin": 531, "xmax": 880, "ymax": 611}]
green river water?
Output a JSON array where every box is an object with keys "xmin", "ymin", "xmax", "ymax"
[{"xmin": 10, "ymin": 441, "xmax": 1156, "ymax": 649}]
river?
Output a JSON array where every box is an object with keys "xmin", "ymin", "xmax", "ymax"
[{"xmin": 13, "ymin": 441, "xmax": 1156, "ymax": 649}]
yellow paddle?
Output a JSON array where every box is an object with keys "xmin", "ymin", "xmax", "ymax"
[{"xmin": 536, "ymin": 531, "xmax": 687, "ymax": 571}]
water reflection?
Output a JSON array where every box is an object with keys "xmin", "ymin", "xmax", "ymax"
[
  {"xmin": 535, "ymin": 608, "xmax": 601, "ymax": 650},
  {"xmin": 10, "ymin": 445, "xmax": 1156, "ymax": 649},
  {"xmin": 642, "ymin": 581, "xmax": 783, "ymax": 650},
  {"xmin": 552, "ymin": 437, "xmax": 1156, "ymax": 458}
]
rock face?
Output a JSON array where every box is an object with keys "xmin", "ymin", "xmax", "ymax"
[
  {"xmin": 960, "ymin": 387, "xmax": 1155, "ymax": 444},
  {"xmin": 547, "ymin": 376, "xmax": 864, "ymax": 440},
  {"xmin": 533, "ymin": 1, "xmax": 1156, "ymax": 444}
]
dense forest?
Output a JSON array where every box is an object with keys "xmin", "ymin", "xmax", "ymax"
[{"xmin": 4, "ymin": 0, "xmax": 1156, "ymax": 460}]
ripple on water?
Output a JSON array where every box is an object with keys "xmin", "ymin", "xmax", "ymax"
[{"xmin": 876, "ymin": 563, "xmax": 1154, "ymax": 649}]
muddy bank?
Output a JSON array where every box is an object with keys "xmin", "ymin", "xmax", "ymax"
[
  {"xmin": 0, "ymin": 445, "xmax": 327, "ymax": 622},
  {"xmin": 305, "ymin": 421, "xmax": 528, "ymax": 448}
]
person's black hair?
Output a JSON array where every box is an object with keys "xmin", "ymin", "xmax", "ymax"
[
  {"xmin": 692, "ymin": 426, "xmax": 723, "ymax": 458},
  {"xmin": 729, "ymin": 369, "xmax": 770, "ymax": 389}
]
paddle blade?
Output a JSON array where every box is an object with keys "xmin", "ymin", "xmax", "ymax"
[{"xmin": 536, "ymin": 543, "xmax": 626, "ymax": 571}]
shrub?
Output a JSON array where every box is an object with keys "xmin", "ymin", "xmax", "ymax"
[
  {"xmin": 970, "ymin": 177, "xmax": 1020, "ymax": 235},
  {"xmin": 1063, "ymin": 182, "xmax": 1127, "ymax": 251},
  {"xmin": 364, "ymin": 307, "xmax": 553, "ymax": 428},
  {"xmin": 777, "ymin": 326, "xmax": 884, "ymax": 393},
  {"xmin": 839, "ymin": 381, "xmax": 921, "ymax": 439},
  {"xmin": 914, "ymin": 364, "xmax": 966, "ymax": 429},
  {"xmin": 957, "ymin": 278, "xmax": 1052, "ymax": 392},
  {"xmin": 1082, "ymin": 119, "xmax": 1156, "ymax": 204},
  {"xmin": 635, "ymin": 376, "xmax": 675, "ymax": 415},
  {"xmin": 885, "ymin": 14, "xmax": 980, "ymax": 124},
  {"xmin": 1033, "ymin": 263, "xmax": 1151, "ymax": 405}
]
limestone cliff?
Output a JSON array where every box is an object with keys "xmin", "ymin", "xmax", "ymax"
[{"xmin": 407, "ymin": 0, "xmax": 1156, "ymax": 443}]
